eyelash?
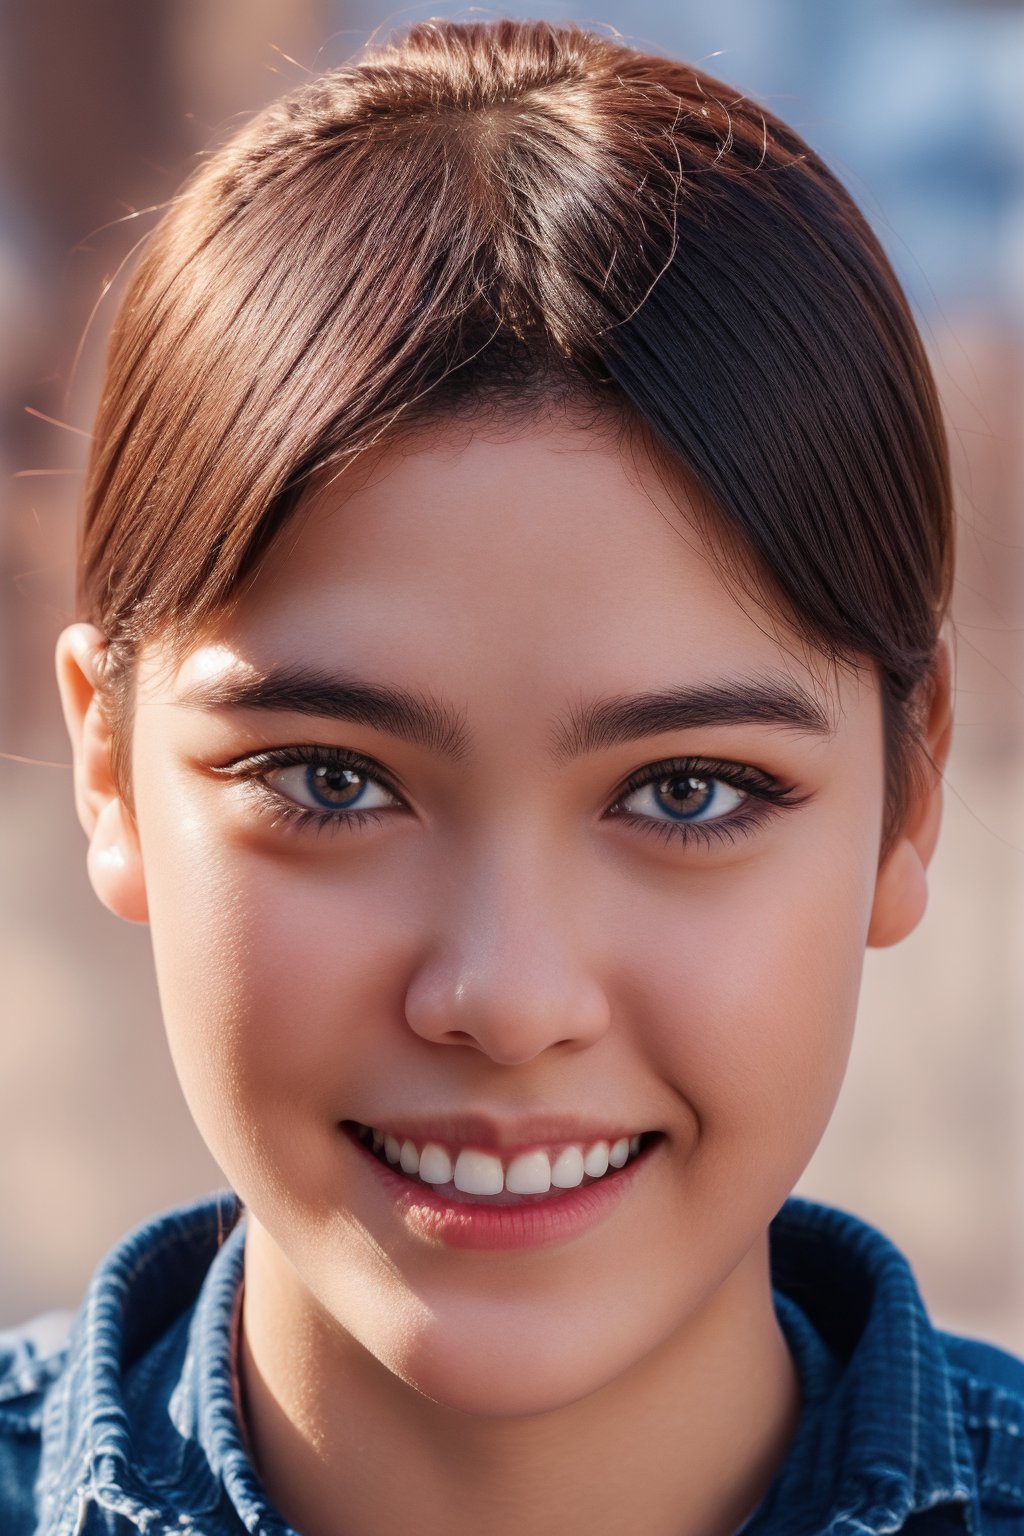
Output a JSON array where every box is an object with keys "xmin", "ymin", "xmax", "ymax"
[
  {"xmin": 611, "ymin": 759, "xmax": 802, "ymax": 849},
  {"xmin": 219, "ymin": 744, "xmax": 804, "ymax": 850}
]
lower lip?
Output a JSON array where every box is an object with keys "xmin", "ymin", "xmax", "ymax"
[{"xmin": 347, "ymin": 1131, "xmax": 656, "ymax": 1251}]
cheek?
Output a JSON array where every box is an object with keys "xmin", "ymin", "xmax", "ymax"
[
  {"xmin": 136, "ymin": 797, "xmax": 406, "ymax": 1194},
  {"xmin": 617, "ymin": 828, "xmax": 875, "ymax": 1187}
]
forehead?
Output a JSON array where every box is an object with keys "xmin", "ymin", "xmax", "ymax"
[{"xmin": 150, "ymin": 421, "xmax": 869, "ymax": 731}]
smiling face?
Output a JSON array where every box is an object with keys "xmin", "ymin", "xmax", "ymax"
[{"xmin": 61, "ymin": 418, "xmax": 931, "ymax": 1418}]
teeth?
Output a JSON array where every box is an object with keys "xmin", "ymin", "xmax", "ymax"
[
  {"xmin": 550, "ymin": 1145, "xmax": 585, "ymax": 1188},
  {"xmin": 505, "ymin": 1150, "xmax": 552, "ymax": 1195},
  {"xmin": 357, "ymin": 1125, "xmax": 648, "ymax": 1195},
  {"xmin": 418, "ymin": 1142, "xmax": 454, "ymax": 1183},
  {"xmin": 454, "ymin": 1149, "xmax": 504, "ymax": 1196}
]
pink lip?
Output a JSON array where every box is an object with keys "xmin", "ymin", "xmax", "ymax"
[{"xmin": 346, "ymin": 1125, "xmax": 657, "ymax": 1251}]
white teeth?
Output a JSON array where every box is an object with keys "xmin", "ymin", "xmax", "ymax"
[
  {"xmin": 418, "ymin": 1142, "xmax": 454, "ymax": 1183},
  {"xmin": 550, "ymin": 1145, "xmax": 585, "ymax": 1189},
  {"xmin": 505, "ymin": 1150, "xmax": 553, "ymax": 1195},
  {"xmin": 360, "ymin": 1124, "xmax": 648, "ymax": 1194},
  {"xmin": 454, "ymin": 1148, "xmax": 505, "ymax": 1196}
]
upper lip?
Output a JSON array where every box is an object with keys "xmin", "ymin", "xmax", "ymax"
[{"xmin": 343, "ymin": 1113, "xmax": 655, "ymax": 1154}]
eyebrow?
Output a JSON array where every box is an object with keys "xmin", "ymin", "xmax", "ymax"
[
  {"xmin": 177, "ymin": 668, "xmax": 471, "ymax": 761},
  {"xmin": 176, "ymin": 666, "xmax": 833, "ymax": 763},
  {"xmin": 552, "ymin": 678, "xmax": 833, "ymax": 762}
]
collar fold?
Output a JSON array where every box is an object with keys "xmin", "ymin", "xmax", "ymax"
[{"xmin": 746, "ymin": 1197, "xmax": 977, "ymax": 1536}]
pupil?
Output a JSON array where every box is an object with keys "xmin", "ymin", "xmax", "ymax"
[
  {"xmin": 659, "ymin": 774, "xmax": 712, "ymax": 818},
  {"xmin": 308, "ymin": 764, "xmax": 363, "ymax": 807}
]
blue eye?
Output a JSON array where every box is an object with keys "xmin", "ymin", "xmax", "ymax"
[
  {"xmin": 220, "ymin": 745, "xmax": 800, "ymax": 847},
  {"xmin": 617, "ymin": 771, "xmax": 745, "ymax": 824},
  {"xmin": 266, "ymin": 760, "xmax": 400, "ymax": 815},
  {"xmin": 607, "ymin": 756, "xmax": 801, "ymax": 849}
]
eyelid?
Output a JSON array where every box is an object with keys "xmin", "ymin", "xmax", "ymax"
[
  {"xmin": 212, "ymin": 745, "xmax": 406, "ymax": 838},
  {"xmin": 214, "ymin": 742, "xmax": 408, "ymax": 799},
  {"xmin": 608, "ymin": 754, "xmax": 798, "ymax": 809},
  {"xmin": 219, "ymin": 745, "xmax": 790, "ymax": 791},
  {"xmin": 605, "ymin": 755, "xmax": 805, "ymax": 852}
]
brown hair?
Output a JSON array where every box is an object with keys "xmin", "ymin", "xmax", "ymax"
[{"xmin": 78, "ymin": 18, "xmax": 953, "ymax": 847}]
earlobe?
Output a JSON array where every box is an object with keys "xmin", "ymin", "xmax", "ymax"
[
  {"xmin": 86, "ymin": 797, "xmax": 150, "ymax": 924},
  {"xmin": 867, "ymin": 840, "xmax": 928, "ymax": 948},
  {"xmin": 55, "ymin": 623, "xmax": 149, "ymax": 925},
  {"xmin": 867, "ymin": 639, "xmax": 953, "ymax": 950}
]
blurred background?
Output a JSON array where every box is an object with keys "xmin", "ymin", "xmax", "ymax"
[{"xmin": 1, "ymin": 0, "xmax": 1022, "ymax": 1346}]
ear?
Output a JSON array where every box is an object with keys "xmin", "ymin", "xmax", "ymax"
[
  {"xmin": 867, "ymin": 641, "xmax": 953, "ymax": 948},
  {"xmin": 55, "ymin": 623, "xmax": 149, "ymax": 924}
]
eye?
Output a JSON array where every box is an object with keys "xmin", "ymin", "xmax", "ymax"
[
  {"xmin": 607, "ymin": 756, "xmax": 801, "ymax": 849},
  {"xmin": 616, "ymin": 771, "xmax": 745, "ymax": 825},
  {"xmin": 214, "ymin": 744, "xmax": 406, "ymax": 834},
  {"xmin": 265, "ymin": 758, "xmax": 401, "ymax": 815}
]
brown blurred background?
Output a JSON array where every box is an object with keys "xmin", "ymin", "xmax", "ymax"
[{"xmin": 1, "ymin": 0, "xmax": 1022, "ymax": 1348}]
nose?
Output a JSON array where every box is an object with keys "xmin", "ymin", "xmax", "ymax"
[{"xmin": 403, "ymin": 844, "xmax": 612, "ymax": 1065}]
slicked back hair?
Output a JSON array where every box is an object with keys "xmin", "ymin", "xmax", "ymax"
[{"xmin": 79, "ymin": 18, "xmax": 953, "ymax": 847}]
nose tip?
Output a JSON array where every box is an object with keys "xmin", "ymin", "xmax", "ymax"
[{"xmin": 404, "ymin": 960, "xmax": 611, "ymax": 1065}]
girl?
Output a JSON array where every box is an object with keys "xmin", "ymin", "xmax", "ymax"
[{"xmin": 3, "ymin": 17, "xmax": 1022, "ymax": 1536}]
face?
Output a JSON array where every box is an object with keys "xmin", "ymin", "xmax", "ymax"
[{"xmin": 80, "ymin": 422, "xmax": 901, "ymax": 1415}]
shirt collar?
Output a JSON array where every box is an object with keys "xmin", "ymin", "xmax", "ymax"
[
  {"xmin": 35, "ymin": 1193, "xmax": 275, "ymax": 1536},
  {"xmin": 36, "ymin": 1192, "xmax": 980, "ymax": 1536},
  {"xmin": 746, "ymin": 1196, "xmax": 977, "ymax": 1536}
]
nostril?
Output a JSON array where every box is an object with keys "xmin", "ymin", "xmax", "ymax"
[{"xmin": 427, "ymin": 1028, "xmax": 485, "ymax": 1049}]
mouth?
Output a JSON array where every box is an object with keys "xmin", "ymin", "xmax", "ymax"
[{"xmin": 341, "ymin": 1119, "xmax": 660, "ymax": 1207}]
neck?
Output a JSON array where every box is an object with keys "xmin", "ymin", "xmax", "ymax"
[{"xmin": 235, "ymin": 1221, "xmax": 801, "ymax": 1536}]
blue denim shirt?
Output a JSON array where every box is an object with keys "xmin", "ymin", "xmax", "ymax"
[{"xmin": 2, "ymin": 1193, "xmax": 1022, "ymax": 1535}]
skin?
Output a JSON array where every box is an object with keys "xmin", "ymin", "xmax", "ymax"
[{"xmin": 57, "ymin": 419, "xmax": 951, "ymax": 1536}]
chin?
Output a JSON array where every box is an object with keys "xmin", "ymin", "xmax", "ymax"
[
  {"xmin": 380, "ymin": 1311, "xmax": 637, "ymax": 1419},
  {"xmin": 397, "ymin": 1354, "xmax": 609, "ymax": 1419}
]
